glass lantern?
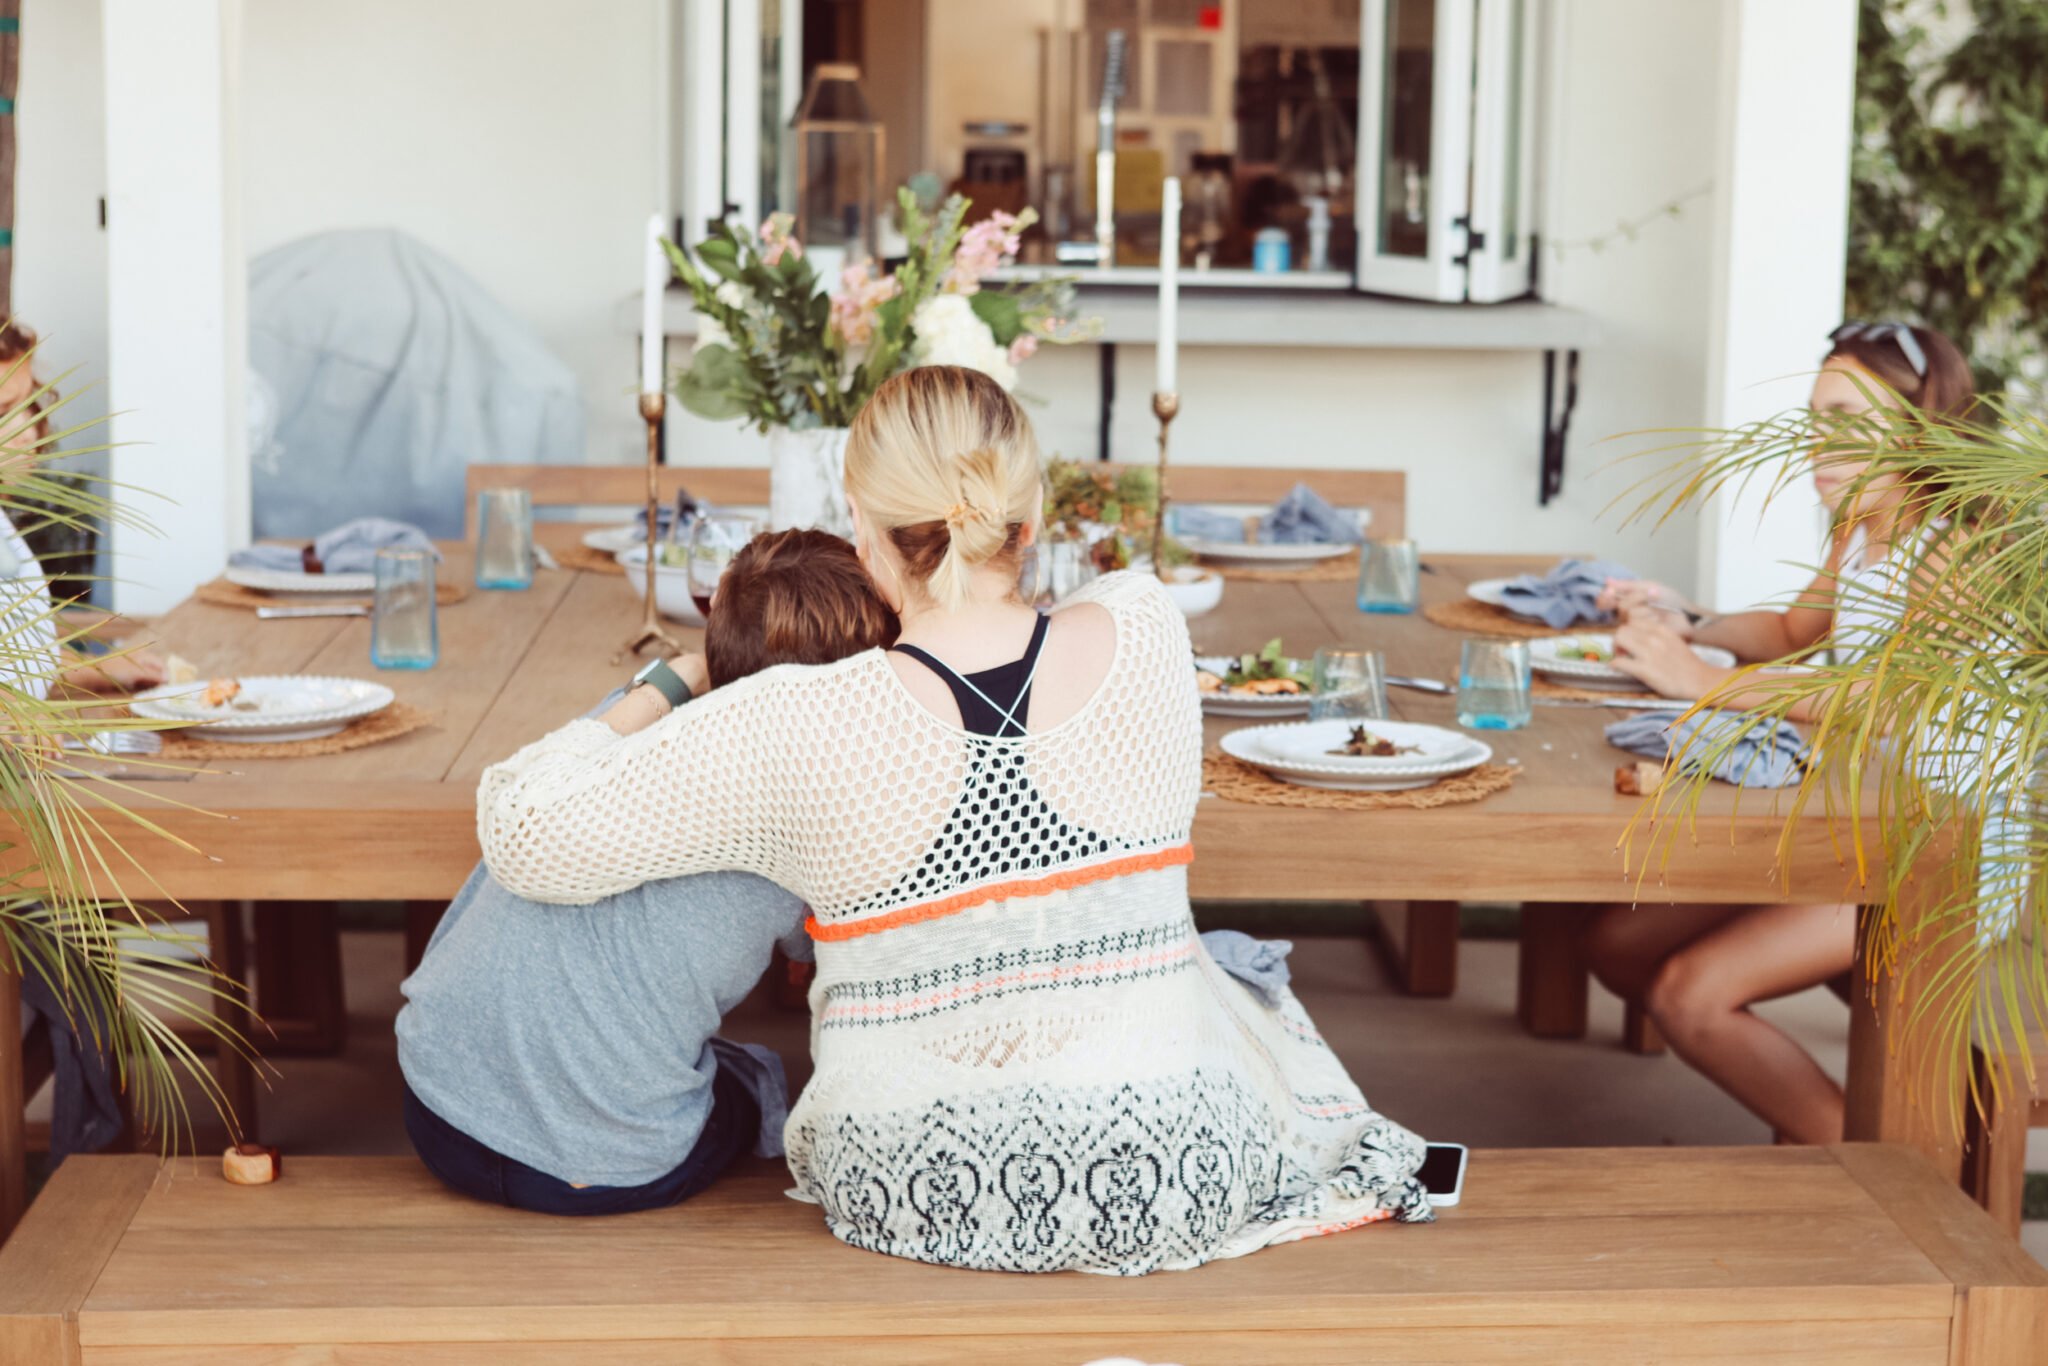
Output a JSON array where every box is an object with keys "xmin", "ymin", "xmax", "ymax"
[{"xmin": 792, "ymin": 63, "xmax": 885, "ymax": 264}]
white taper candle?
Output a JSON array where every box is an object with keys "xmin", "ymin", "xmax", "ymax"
[
  {"xmin": 640, "ymin": 212, "xmax": 667, "ymax": 395},
  {"xmin": 1157, "ymin": 176, "xmax": 1181, "ymax": 395}
]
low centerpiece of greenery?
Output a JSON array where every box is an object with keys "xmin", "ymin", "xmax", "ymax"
[
  {"xmin": 1619, "ymin": 385, "xmax": 2043, "ymax": 1121},
  {"xmin": 1042, "ymin": 458, "xmax": 1192, "ymax": 573}
]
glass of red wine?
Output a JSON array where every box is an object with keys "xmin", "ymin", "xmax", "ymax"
[{"xmin": 687, "ymin": 513, "xmax": 761, "ymax": 619}]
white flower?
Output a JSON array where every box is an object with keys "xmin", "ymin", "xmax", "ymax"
[
  {"xmin": 714, "ymin": 280, "xmax": 752, "ymax": 311},
  {"xmin": 908, "ymin": 294, "xmax": 1017, "ymax": 390},
  {"xmin": 692, "ymin": 313, "xmax": 731, "ymax": 356}
]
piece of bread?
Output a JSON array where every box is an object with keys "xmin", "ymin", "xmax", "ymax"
[
  {"xmin": 202, "ymin": 678, "xmax": 243, "ymax": 709},
  {"xmin": 1613, "ymin": 760, "xmax": 1664, "ymax": 796},
  {"xmin": 164, "ymin": 653, "xmax": 201, "ymax": 686},
  {"xmin": 222, "ymin": 1142, "xmax": 281, "ymax": 1185}
]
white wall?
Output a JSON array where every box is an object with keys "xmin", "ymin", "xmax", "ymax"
[
  {"xmin": 237, "ymin": 0, "xmax": 664, "ymax": 470},
  {"xmin": 19, "ymin": 0, "xmax": 1790, "ymax": 601},
  {"xmin": 15, "ymin": 0, "xmax": 109, "ymax": 454}
]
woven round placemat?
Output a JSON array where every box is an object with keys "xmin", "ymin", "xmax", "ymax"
[
  {"xmin": 1202, "ymin": 751, "xmax": 1517, "ymax": 811},
  {"xmin": 1203, "ymin": 550, "xmax": 1361, "ymax": 584},
  {"xmin": 153, "ymin": 701, "xmax": 435, "ymax": 760},
  {"xmin": 194, "ymin": 578, "xmax": 470, "ymax": 611},
  {"xmin": 1421, "ymin": 597, "xmax": 1575, "ymax": 638},
  {"xmin": 1530, "ymin": 675, "xmax": 1661, "ymax": 705},
  {"xmin": 557, "ymin": 541, "xmax": 627, "ymax": 576}
]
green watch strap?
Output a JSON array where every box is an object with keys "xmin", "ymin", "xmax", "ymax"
[{"xmin": 632, "ymin": 657, "xmax": 693, "ymax": 709}]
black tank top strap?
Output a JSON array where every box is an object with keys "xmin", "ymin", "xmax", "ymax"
[{"xmin": 890, "ymin": 612, "xmax": 1050, "ymax": 739}]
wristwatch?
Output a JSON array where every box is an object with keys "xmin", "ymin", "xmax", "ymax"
[{"xmin": 629, "ymin": 656, "xmax": 694, "ymax": 711}]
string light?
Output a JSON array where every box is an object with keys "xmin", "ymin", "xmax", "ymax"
[{"xmin": 1547, "ymin": 182, "xmax": 1714, "ymax": 260}]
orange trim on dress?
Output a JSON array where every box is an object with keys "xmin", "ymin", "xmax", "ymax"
[{"xmin": 806, "ymin": 842, "xmax": 1195, "ymax": 943}]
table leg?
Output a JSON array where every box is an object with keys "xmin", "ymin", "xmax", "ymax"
[
  {"xmin": 1623, "ymin": 1000, "xmax": 1667, "ymax": 1055},
  {"xmin": 1368, "ymin": 901, "xmax": 1457, "ymax": 998},
  {"xmin": 1843, "ymin": 900, "xmax": 1964, "ymax": 1181},
  {"xmin": 1517, "ymin": 903, "xmax": 1594, "ymax": 1039},
  {"xmin": 253, "ymin": 903, "xmax": 346, "ymax": 1055},
  {"xmin": 403, "ymin": 901, "xmax": 446, "ymax": 977},
  {"xmin": 201, "ymin": 902, "xmax": 260, "ymax": 1145},
  {"xmin": 0, "ymin": 937, "xmax": 24, "ymax": 1243}
]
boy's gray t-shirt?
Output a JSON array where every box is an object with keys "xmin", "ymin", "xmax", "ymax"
[{"xmin": 395, "ymin": 865, "xmax": 808, "ymax": 1187}]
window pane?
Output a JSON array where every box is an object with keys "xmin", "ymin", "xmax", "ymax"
[
  {"xmin": 1378, "ymin": 0, "xmax": 1433, "ymax": 259},
  {"xmin": 1155, "ymin": 39, "xmax": 1214, "ymax": 117}
]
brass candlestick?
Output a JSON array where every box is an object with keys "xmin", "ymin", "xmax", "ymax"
[
  {"xmin": 614, "ymin": 390, "xmax": 685, "ymax": 664},
  {"xmin": 1149, "ymin": 390, "xmax": 1180, "ymax": 578}
]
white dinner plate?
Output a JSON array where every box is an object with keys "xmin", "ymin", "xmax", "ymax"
[
  {"xmin": 582, "ymin": 523, "xmax": 651, "ymax": 554},
  {"xmin": 1465, "ymin": 577, "xmax": 1520, "ymax": 612},
  {"xmin": 224, "ymin": 565, "xmax": 377, "ymax": 595},
  {"xmin": 1186, "ymin": 539, "xmax": 1355, "ymax": 566},
  {"xmin": 1221, "ymin": 721, "xmax": 1492, "ymax": 791},
  {"xmin": 131, "ymin": 675, "xmax": 396, "ymax": 742},
  {"xmin": 1193, "ymin": 655, "xmax": 1313, "ymax": 717},
  {"xmin": 1530, "ymin": 633, "xmax": 1736, "ymax": 686}
]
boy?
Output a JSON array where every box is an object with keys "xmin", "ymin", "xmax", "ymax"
[{"xmin": 396, "ymin": 530, "xmax": 896, "ymax": 1214}]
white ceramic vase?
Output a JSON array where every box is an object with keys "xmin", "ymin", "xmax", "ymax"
[{"xmin": 768, "ymin": 425, "xmax": 853, "ymax": 537}]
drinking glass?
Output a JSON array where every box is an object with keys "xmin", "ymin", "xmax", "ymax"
[
  {"xmin": 1456, "ymin": 638, "xmax": 1531, "ymax": 730},
  {"xmin": 687, "ymin": 514, "xmax": 762, "ymax": 618},
  {"xmin": 474, "ymin": 488, "xmax": 534, "ymax": 590},
  {"xmin": 371, "ymin": 548, "xmax": 438, "ymax": 670},
  {"xmin": 1357, "ymin": 538, "xmax": 1420, "ymax": 614},
  {"xmin": 1309, "ymin": 647, "xmax": 1389, "ymax": 722},
  {"xmin": 1039, "ymin": 527, "xmax": 1096, "ymax": 605}
]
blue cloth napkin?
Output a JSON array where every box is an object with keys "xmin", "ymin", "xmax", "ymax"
[
  {"xmin": 1500, "ymin": 558, "xmax": 1634, "ymax": 630},
  {"xmin": 1259, "ymin": 482, "xmax": 1365, "ymax": 545},
  {"xmin": 1168, "ymin": 504, "xmax": 1248, "ymax": 543},
  {"xmin": 229, "ymin": 517, "xmax": 441, "ymax": 575},
  {"xmin": 1604, "ymin": 710, "xmax": 1807, "ymax": 789},
  {"xmin": 1201, "ymin": 929, "xmax": 1294, "ymax": 1006}
]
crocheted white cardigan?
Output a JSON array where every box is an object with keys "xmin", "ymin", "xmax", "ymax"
[{"xmin": 479, "ymin": 571, "xmax": 1432, "ymax": 1273}]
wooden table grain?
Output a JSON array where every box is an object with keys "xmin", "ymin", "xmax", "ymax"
[{"xmin": 7, "ymin": 536, "xmax": 1954, "ymax": 1168}]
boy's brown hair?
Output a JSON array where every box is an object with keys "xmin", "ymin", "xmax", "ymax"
[{"xmin": 703, "ymin": 529, "xmax": 898, "ymax": 686}]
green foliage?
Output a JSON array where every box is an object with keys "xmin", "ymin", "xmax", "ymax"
[
  {"xmin": 1616, "ymin": 382, "xmax": 2047, "ymax": 1125},
  {"xmin": 0, "ymin": 352, "xmax": 259, "ymax": 1150},
  {"xmin": 1852, "ymin": 0, "xmax": 2048, "ymax": 396}
]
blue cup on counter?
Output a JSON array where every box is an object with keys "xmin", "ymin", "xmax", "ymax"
[
  {"xmin": 372, "ymin": 548, "xmax": 439, "ymax": 670},
  {"xmin": 1357, "ymin": 538, "xmax": 1420, "ymax": 614},
  {"xmin": 1252, "ymin": 227, "xmax": 1292, "ymax": 273}
]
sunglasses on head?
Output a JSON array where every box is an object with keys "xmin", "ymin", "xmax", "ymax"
[{"xmin": 1829, "ymin": 321, "xmax": 1928, "ymax": 380}]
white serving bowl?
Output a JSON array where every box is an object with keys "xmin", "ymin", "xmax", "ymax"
[
  {"xmin": 1160, "ymin": 565, "xmax": 1224, "ymax": 617},
  {"xmin": 614, "ymin": 545, "xmax": 706, "ymax": 626}
]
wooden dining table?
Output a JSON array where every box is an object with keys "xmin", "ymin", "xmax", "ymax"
[{"xmin": 5, "ymin": 530, "xmax": 1963, "ymax": 1176}]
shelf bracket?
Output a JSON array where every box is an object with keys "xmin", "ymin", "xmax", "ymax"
[{"xmin": 1539, "ymin": 347, "xmax": 1580, "ymax": 505}]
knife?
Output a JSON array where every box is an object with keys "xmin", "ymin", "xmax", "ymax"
[
  {"xmin": 257, "ymin": 604, "xmax": 370, "ymax": 619},
  {"xmin": 1386, "ymin": 675, "xmax": 1451, "ymax": 695},
  {"xmin": 1535, "ymin": 696, "xmax": 1693, "ymax": 710}
]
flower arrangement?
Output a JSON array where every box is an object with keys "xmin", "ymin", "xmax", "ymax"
[{"xmin": 665, "ymin": 190, "xmax": 1090, "ymax": 432}]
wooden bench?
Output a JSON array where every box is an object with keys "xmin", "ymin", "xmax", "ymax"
[
  {"xmin": 463, "ymin": 462, "xmax": 1407, "ymax": 541},
  {"xmin": 4, "ymin": 1145, "xmax": 2041, "ymax": 1363}
]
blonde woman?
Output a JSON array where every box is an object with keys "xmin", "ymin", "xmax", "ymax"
[{"xmin": 478, "ymin": 366, "xmax": 1431, "ymax": 1273}]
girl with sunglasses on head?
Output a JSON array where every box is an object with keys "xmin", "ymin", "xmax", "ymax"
[{"xmin": 1579, "ymin": 321, "xmax": 1975, "ymax": 1145}]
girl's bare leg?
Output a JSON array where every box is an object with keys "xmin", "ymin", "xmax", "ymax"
[
  {"xmin": 1645, "ymin": 902, "xmax": 1856, "ymax": 1144},
  {"xmin": 1583, "ymin": 902, "xmax": 1750, "ymax": 1002}
]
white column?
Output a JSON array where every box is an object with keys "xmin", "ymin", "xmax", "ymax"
[
  {"xmin": 102, "ymin": 0, "xmax": 248, "ymax": 615},
  {"xmin": 1695, "ymin": 0, "xmax": 1857, "ymax": 612}
]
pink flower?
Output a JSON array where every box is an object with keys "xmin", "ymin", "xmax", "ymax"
[
  {"xmin": 829, "ymin": 261, "xmax": 901, "ymax": 347},
  {"xmin": 943, "ymin": 211, "xmax": 1024, "ymax": 294},
  {"xmin": 759, "ymin": 212, "xmax": 803, "ymax": 267},
  {"xmin": 1006, "ymin": 333, "xmax": 1039, "ymax": 365}
]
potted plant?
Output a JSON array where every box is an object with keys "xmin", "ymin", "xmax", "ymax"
[
  {"xmin": 663, "ymin": 191, "xmax": 1091, "ymax": 536},
  {"xmin": 1, "ymin": 352, "xmax": 259, "ymax": 1164},
  {"xmin": 1621, "ymin": 385, "xmax": 2044, "ymax": 1116}
]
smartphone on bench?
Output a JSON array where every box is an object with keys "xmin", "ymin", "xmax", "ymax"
[{"xmin": 1419, "ymin": 1143, "xmax": 1468, "ymax": 1207}]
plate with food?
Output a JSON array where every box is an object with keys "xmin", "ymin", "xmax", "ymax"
[
  {"xmin": 130, "ymin": 675, "xmax": 396, "ymax": 742},
  {"xmin": 1529, "ymin": 633, "xmax": 1736, "ymax": 687},
  {"xmin": 223, "ymin": 566, "xmax": 377, "ymax": 595},
  {"xmin": 1194, "ymin": 640, "xmax": 1313, "ymax": 716},
  {"xmin": 1221, "ymin": 719, "xmax": 1492, "ymax": 791}
]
